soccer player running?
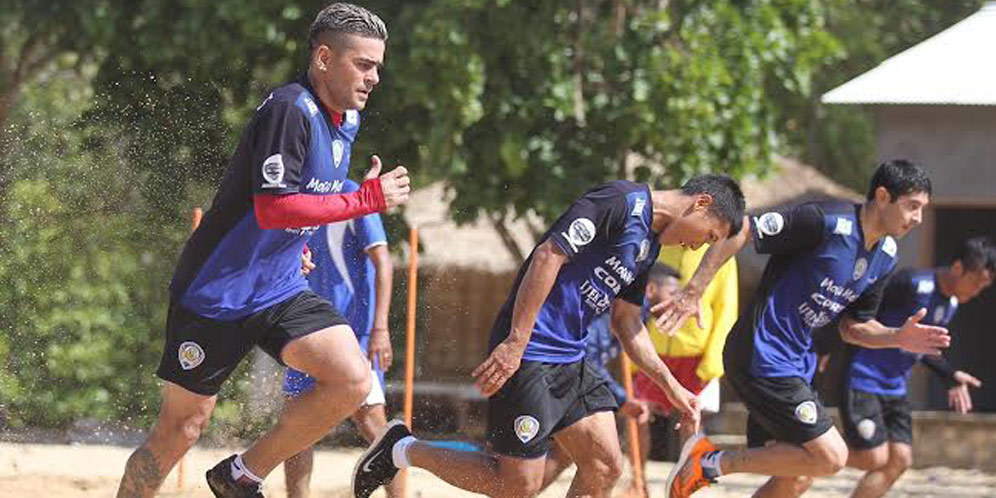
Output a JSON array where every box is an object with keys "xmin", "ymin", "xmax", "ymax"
[
  {"xmin": 115, "ymin": 4, "xmax": 410, "ymax": 498},
  {"xmin": 282, "ymin": 179, "xmax": 400, "ymax": 498},
  {"xmin": 352, "ymin": 175, "xmax": 747, "ymax": 498},
  {"xmin": 661, "ymin": 159, "xmax": 951, "ymax": 498},
  {"xmin": 840, "ymin": 236, "xmax": 994, "ymax": 498}
]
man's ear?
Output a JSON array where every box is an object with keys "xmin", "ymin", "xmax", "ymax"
[{"xmin": 694, "ymin": 193, "xmax": 715, "ymax": 211}]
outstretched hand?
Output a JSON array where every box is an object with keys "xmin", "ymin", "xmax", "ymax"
[{"xmin": 895, "ymin": 308, "xmax": 950, "ymax": 355}]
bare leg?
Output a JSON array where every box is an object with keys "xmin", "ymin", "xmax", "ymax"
[
  {"xmin": 284, "ymin": 447, "xmax": 314, "ymax": 498},
  {"xmin": 850, "ymin": 442, "xmax": 912, "ymax": 498},
  {"xmin": 719, "ymin": 428, "xmax": 848, "ymax": 477},
  {"xmin": 242, "ymin": 326, "xmax": 371, "ymax": 477},
  {"xmin": 352, "ymin": 403, "xmax": 403, "ymax": 498},
  {"xmin": 407, "ymin": 441, "xmax": 546, "ymax": 497},
  {"xmin": 540, "ymin": 439, "xmax": 576, "ymax": 491},
  {"xmin": 553, "ymin": 410, "xmax": 624, "ymax": 498},
  {"xmin": 116, "ymin": 382, "xmax": 216, "ymax": 498}
]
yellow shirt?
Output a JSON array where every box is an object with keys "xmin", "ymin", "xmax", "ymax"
[{"xmin": 649, "ymin": 245, "xmax": 738, "ymax": 382}]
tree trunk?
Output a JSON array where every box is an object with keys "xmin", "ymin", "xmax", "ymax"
[{"xmin": 490, "ymin": 213, "xmax": 526, "ymax": 266}]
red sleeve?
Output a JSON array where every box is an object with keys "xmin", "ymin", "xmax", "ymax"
[{"xmin": 254, "ymin": 178, "xmax": 386, "ymax": 229}]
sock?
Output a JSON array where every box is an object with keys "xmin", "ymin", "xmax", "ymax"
[
  {"xmin": 230, "ymin": 454, "xmax": 264, "ymax": 485},
  {"xmin": 392, "ymin": 436, "xmax": 417, "ymax": 468},
  {"xmin": 700, "ymin": 450, "xmax": 724, "ymax": 476}
]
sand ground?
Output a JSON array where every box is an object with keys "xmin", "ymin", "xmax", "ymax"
[{"xmin": 2, "ymin": 442, "xmax": 995, "ymax": 497}]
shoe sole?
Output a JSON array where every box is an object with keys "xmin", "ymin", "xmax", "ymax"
[
  {"xmin": 350, "ymin": 419, "xmax": 407, "ymax": 498},
  {"xmin": 664, "ymin": 432, "xmax": 706, "ymax": 498}
]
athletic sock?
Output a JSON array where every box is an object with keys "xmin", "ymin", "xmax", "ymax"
[
  {"xmin": 231, "ymin": 454, "xmax": 264, "ymax": 485},
  {"xmin": 392, "ymin": 435, "xmax": 417, "ymax": 468},
  {"xmin": 700, "ymin": 450, "xmax": 724, "ymax": 477}
]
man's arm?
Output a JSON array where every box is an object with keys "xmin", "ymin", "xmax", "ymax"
[
  {"xmin": 611, "ymin": 299, "xmax": 701, "ymax": 433},
  {"xmin": 472, "ymin": 240, "xmax": 567, "ymax": 396},
  {"xmin": 839, "ymin": 309, "xmax": 949, "ymax": 354},
  {"xmin": 254, "ymin": 158, "xmax": 409, "ymax": 229},
  {"xmin": 654, "ymin": 215, "xmax": 750, "ymax": 332},
  {"xmin": 366, "ymin": 243, "xmax": 394, "ymax": 370}
]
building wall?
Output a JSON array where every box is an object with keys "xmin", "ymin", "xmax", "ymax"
[{"xmin": 874, "ymin": 105, "xmax": 996, "ymax": 268}]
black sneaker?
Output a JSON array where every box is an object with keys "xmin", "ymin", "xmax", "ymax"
[
  {"xmin": 206, "ymin": 454, "xmax": 264, "ymax": 498},
  {"xmin": 352, "ymin": 420, "xmax": 411, "ymax": 498}
]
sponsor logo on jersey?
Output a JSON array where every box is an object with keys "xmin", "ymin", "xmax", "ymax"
[
  {"xmin": 795, "ymin": 400, "xmax": 818, "ymax": 425},
  {"xmin": 637, "ymin": 239, "xmax": 651, "ymax": 262},
  {"xmin": 853, "ymin": 257, "xmax": 868, "ymax": 281},
  {"xmin": 631, "ymin": 196, "xmax": 647, "ymax": 217},
  {"xmin": 882, "ymin": 236, "xmax": 897, "ymax": 257},
  {"xmin": 332, "ymin": 140, "xmax": 345, "ymax": 168},
  {"xmin": 562, "ymin": 218, "xmax": 596, "ymax": 252},
  {"xmin": 304, "ymin": 97, "xmax": 319, "ymax": 117},
  {"xmin": 305, "ymin": 177, "xmax": 345, "ymax": 194},
  {"xmin": 917, "ymin": 279, "xmax": 935, "ymax": 294},
  {"xmin": 178, "ymin": 341, "xmax": 205, "ymax": 370},
  {"xmin": 755, "ymin": 212, "xmax": 784, "ymax": 238},
  {"xmin": 834, "ymin": 217, "xmax": 853, "ymax": 236},
  {"xmin": 261, "ymin": 154, "xmax": 287, "ymax": 189},
  {"xmin": 514, "ymin": 415, "xmax": 540, "ymax": 443}
]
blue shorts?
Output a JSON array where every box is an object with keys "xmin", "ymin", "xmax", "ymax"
[{"xmin": 282, "ymin": 334, "xmax": 387, "ymax": 401}]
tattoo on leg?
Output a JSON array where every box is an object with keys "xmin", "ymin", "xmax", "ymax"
[{"xmin": 116, "ymin": 446, "xmax": 165, "ymax": 498}]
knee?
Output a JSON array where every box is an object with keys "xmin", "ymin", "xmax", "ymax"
[
  {"xmin": 888, "ymin": 449, "xmax": 913, "ymax": 474},
  {"xmin": 152, "ymin": 411, "xmax": 210, "ymax": 451},
  {"xmin": 498, "ymin": 471, "xmax": 543, "ymax": 497},
  {"xmin": 594, "ymin": 452, "xmax": 625, "ymax": 485},
  {"xmin": 810, "ymin": 439, "xmax": 848, "ymax": 475},
  {"xmin": 314, "ymin": 356, "xmax": 371, "ymax": 406}
]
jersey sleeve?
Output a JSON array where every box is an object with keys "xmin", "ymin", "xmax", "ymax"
[
  {"xmin": 251, "ymin": 100, "xmax": 311, "ymax": 195},
  {"xmin": 751, "ymin": 203, "xmax": 826, "ymax": 256},
  {"xmin": 617, "ymin": 266, "xmax": 649, "ymax": 306},
  {"xmin": 357, "ymin": 212, "xmax": 388, "ymax": 251},
  {"xmin": 548, "ymin": 191, "xmax": 627, "ymax": 259},
  {"xmin": 843, "ymin": 267, "xmax": 896, "ymax": 323},
  {"xmin": 920, "ymin": 354, "xmax": 958, "ymax": 387}
]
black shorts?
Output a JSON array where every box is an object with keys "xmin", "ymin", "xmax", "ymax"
[
  {"xmin": 487, "ymin": 358, "xmax": 618, "ymax": 459},
  {"xmin": 841, "ymin": 388, "xmax": 913, "ymax": 449},
  {"xmin": 156, "ymin": 290, "xmax": 348, "ymax": 396},
  {"xmin": 726, "ymin": 368, "xmax": 834, "ymax": 447}
]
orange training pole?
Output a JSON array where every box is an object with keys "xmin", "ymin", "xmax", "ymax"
[
  {"xmin": 401, "ymin": 227, "xmax": 419, "ymax": 497},
  {"xmin": 620, "ymin": 352, "xmax": 646, "ymax": 497},
  {"xmin": 178, "ymin": 206, "xmax": 203, "ymax": 491}
]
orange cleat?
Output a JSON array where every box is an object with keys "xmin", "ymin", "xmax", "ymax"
[{"xmin": 665, "ymin": 433, "xmax": 719, "ymax": 498}]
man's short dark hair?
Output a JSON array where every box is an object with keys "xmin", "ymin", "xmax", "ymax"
[
  {"xmin": 308, "ymin": 3, "xmax": 388, "ymax": 50},
  {"xmin": 866, "ymin": 159, "xmax": 932, "ymax": 202},
  {"xmin": 648, "ymin": 263, "xmax": 681, "ymax": 285},
  {"xmin": 680, "ymin": 174, "xmax": 745, "ymax": 236},
  {"xmin": 952, "ymin": 236, "xmax": 996, "ymax": 273}
]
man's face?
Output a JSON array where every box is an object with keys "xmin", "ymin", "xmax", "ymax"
[
  {"xmin": 646, "ymin": 276, "xmax": 681, "ymax": 307},
  {"xmin": 314, "ymin": 34, "xmax": 385, "ymax": 111},
  {"xmin": 658, "ymin": 196, "xmax": 729, "ymax": 250},
  {"xmin": 875, "ymin": 188, "xmax": 929, "ymax": 238},
  {"xmin": 949, "ymin": 262, "xmax": 994, "ymax": 303}
]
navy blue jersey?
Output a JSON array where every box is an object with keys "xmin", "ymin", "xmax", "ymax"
[
  {"xmin": 726, "ymin": 202, "xmax": 898, "ymax": 380},
  {"xmin": 170, "ymin": 76, "xmax": 362, "ymax": 320},
  {"xmin": 848, "ymin": 268, "xmax": 958, "ymax": 395},
  {"xmin": 489, "ymin": 181, "xmax": 661, "ymax": 363},
  {"xmin": 306, "ymin": 180, "xmax": 387, "ymax": 338}
]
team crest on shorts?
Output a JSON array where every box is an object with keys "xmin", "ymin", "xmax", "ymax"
[
  {"xmin": 794, "ymin": 401, "xmax": 818, "ymax": 425},
  {"xmin": 857, "ymin": 418, "xmax": 877, "ymax": 441},
  {"xmin": 514, "ymin": 415, "xmax": 540, "ymax": 444},
  {"xmin": 178, "ymin": 341, "xmax": 205, "ymax": 371},
  {"xmin": 853, "ymin": 257, "xmax": 868, "ymax": 281}
]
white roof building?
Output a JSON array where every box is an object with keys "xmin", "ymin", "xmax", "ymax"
[{"xmin": 823, "ymin": 2, "xmax": 996, "ymax": 105}]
